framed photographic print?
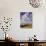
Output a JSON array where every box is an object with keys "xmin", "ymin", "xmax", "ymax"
[{"xmin": 20, "ymin": 12, "xmax": 32, "ymax": 29}]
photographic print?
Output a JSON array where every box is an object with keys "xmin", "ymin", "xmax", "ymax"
[{"xmin": 20, "ymin": 12, "xmax": 32, "ymax": 28}]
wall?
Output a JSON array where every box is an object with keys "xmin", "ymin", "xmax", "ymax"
[
  {"xmin": 0, "ymin": 0, "xmax": 46, "ymax": 40},
  {"xmin": 44, "ymin": 15, "xmax": 46, "ymax": 40}
]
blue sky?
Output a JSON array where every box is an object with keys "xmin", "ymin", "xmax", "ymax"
[{"xmin": 20, "ymin": 12, "xmax": 32, "ymax": 24}]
